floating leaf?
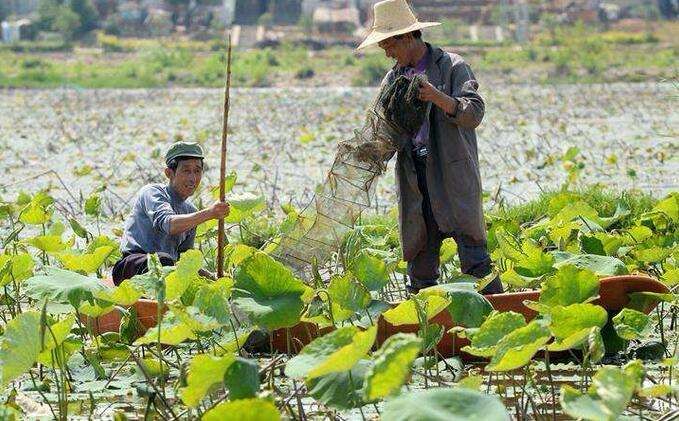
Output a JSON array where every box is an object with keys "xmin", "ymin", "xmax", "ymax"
[
  {"xmin": 193, "ymin": 278, "xmax": 234, "ymax": 324},
  {"xmin": 443, "ymin": 288, "xmax": 493, "ymax": 328},
  {"xmin": 382, "ymin": 387, "xmax": 510, "ymax": 421},
  {"xmin": 552, "ymin": 252, "xmax": 628, "ymax": 276},
  {"xmin": 56, "ymin": 246, "xmax": 114, "ymax": 274},
  {"xmin": 224, "ymin": 357, "xmax": 260, "ymax": 400},
  {"xmin": 561, "ymin": 361, "xmax": 642, "ymax": 420},
  {"xmin": 327, "ymin": 272, "xmax": 371, "ymax": 322},
  {"xmin": 232, "ymin": 252, "xmax": 306, "ymax": 330},
  {"xmin": 202, "ymin": 398, "xmax": 280, "ymax": 421},
  {"xmin": 461, "ymin": 311, "xmax": 526, "ymax": 357},
  {"xmin": 24, "ymin": 267, "xmax": 108, "ymax": 308},
  {"xmin": 364, "ymin": 333, "xmax": 421, "ymax": 401},
  {"xmin": 181, "ymin": 354, "xmax": 235, "ymax": 408},
  {"xmin": 382, "ymin": 293, "xmax": 450, "ymax": 326},
  {"xmin": 26, "ymin": 235, "xmax": 69, "ymax": 253},
  {"xmin": 0, "ymin": 311, "xmax": 41, "ymax": 386},
  {"xmin": 306, "ymin": 360, "xmax": 371, "ymax": 409},
  {"xmin": 134, "ymin": 312, "xmax": 196, "ymax": 345},
  {"xmin": 165, "ymin": 249, "xmax": 202, "ymax": 300},
  {"xmin": 487, "ymin": 320, "xmax": 550, "ymax": 372},
  {"xmin": 286, "ymin": 326, "xmax": 377, "ymax": 380},
  {"xmin": 94, "ymin": 280, "xmax": 143, "ymax": 306},
  {"xmin": 225, "ymin": 192, "xmax": 266, "ymax": 223},
  {"xmin": 351, "ymin": 251, "xmax": 390, "ymax": 291},
  {"xmin": 612, "ymin": 308, "xmax": 651, "ymax": 341}
]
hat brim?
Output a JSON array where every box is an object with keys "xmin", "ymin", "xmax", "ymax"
[
  {"xmin": 165, "ymin": 153, "xmax": 204, "ymax": 164},
  {"xmin": 356, "ymin": 21, "xmax": 441, "ymax": 51}
]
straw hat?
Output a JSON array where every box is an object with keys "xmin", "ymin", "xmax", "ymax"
[{"xmin": 356, "ymin": 0, "xmax": 440, "ymax": 50}]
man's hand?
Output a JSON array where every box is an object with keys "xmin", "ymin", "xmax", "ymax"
[
  {"xmin": 417, "ymin": 80, "xmax": 458, "ymax": 116},
  {"xmin": 208, "ymin": 201, "xmax": 230, "ymax": 220}
]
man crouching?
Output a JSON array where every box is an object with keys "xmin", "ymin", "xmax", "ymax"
[{"xmin": 112, "ymin": 141, "xmax": 229, "ymax": 284}]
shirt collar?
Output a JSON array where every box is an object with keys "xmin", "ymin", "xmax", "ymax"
[{"xmin": 167, "ymin": 184, "xmax": 185, "ymax": 202}]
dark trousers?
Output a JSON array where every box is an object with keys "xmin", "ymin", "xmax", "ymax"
[
  {"xmin": 111, "ymin": 252, "xmax": 175, "ymax": 285},
  {"xmin": 408, "ymin": 156, "xmax": 502, "ymax": 294}
]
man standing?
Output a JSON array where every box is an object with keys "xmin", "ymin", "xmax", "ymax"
[
  {"xmin": 357, "ymin": 0, "xmax": 503, "ymax": 294},
  {"xmin": 112, "ymin": 141, "xmax": 230, "ymax": 284}
]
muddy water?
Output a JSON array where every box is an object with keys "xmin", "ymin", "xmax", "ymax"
[{"xmin": 1, "ymin": 83, "xmax": 676, "ymax": 223}]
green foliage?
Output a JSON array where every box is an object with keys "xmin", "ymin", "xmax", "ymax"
[
  {"xmin": 0, "ymin": 311, "xmax": 42, "ymax": 386},
  {"xmin": 561, "ymin": 361, "xmax": 644, "ymax": 420},
  {"xmin": 382, "ymin": 388, "xmax": 511, "ymax": 421},
  {"xmin": 461, "ymin": 311, "xmax": 527, "ymax": 357},
  {"xmin": 232, "ymin": 252, "xmax": 307, "ymax": 330},
  {"xmin": 382, "ymin": 293, "xmax": 450, "ymax": 326},
  {"xmin": 538, "ymin": 265, "xmax": 599, "ymax": 307},
  {"xmin": 363, "ymin": 333, "xmax": 421, "ymax": 401},
  {"xmin": 286, "ymin": 326, "xmax": 377, "ymax": 380},
  {"xmin": 487, "ymin": 320, "xmax": 551, "ymax": 372},
  {"xmin": 202, "ymin": 398, "xmax": 280, "ymax": 421},
  {"xmin": 181, "ymin": 353, "xmax": 235, "ymax": 407},
  {"xmin": 24, "ymin": 267, "xmax": 108, "ymax": 308}
]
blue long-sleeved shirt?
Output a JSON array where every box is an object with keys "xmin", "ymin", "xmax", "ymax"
[{"xmin": 119, "ymin": 184, "xmax": 197, "ymax": 261}]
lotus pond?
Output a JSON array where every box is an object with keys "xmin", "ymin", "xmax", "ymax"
[{"xmin": 0, "ymin": 84, "xmax": 677, "ymax": 420}]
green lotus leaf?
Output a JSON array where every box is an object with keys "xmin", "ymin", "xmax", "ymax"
[
  {"xmin": 548, "ymin": 303, "xmax": 607, "ymax": 340},
  {"xmin": 24, "ymin": 267, "xmax": 108, "ymax": 308},
  {"xmin": 552, "ymin": 252, "xmax": 628, "ymax": 276},
  {"xmin": 165, "ymin": 249, "xmax": 202, "ymax": 301},
  {"xmin": 225, "ymin": 192, "xmax": 266, "ymax": 223},
  {"xmin": 26, "ymin": 235, "xmax": 70, "ymax": 253},
  {"xmin": 350, "ymin": 251, "xmax": 390, "ymax": 291},
  {"xmin": 487, "ymin": 320, "xmax": 551, "ymax": 372},
  {"xmin": 382, "ymin": 293, "xmax": 450, "ymax": 326},
  {"xmin": 328, "ymin": 272, "xmax": 371, "ymax": 322},
  {"xmin": 461, "ymin": 311, "xmax": 526, "ymax": 357},
  {"xmin": 0, "ymin": 311, "xmax": 42, "ymax": 386},
  {"xmin": 306, "ymin": 360, "xmax": 372, "ymax": 410},
  {"xmin": 94, "ymin": 279, "xmax": 143, "ymax": 306},
  {"xmin": 56, "ymin": 246, "xmax": 114, "ymax": 274},
  {"xmin": 193, "ymin": 277, "xmax": 234, "ymax": 324},
  {"xmin": 224, "ymin": 357, "xmax": 260, "ymax": 400},
  {"xmin": 382, "ymin": 387, "xmax": 510, "ymax": 421},
  {"xmin": 612, "ymin": 308, "xmax": 651, "ymax": 341},
  {"xmin": 19, "ymin": 201, "xmax": 51, "ymax": 225},
  {"xmin": 0, "ymin": 253, "xmax": 35, "ymax": 288},
  {"xmin": 232, "ymin": 252, "xmax": 306, "ymax": 330},
  {"xmin": 560, "ymin": 361, "xmax": 643, "ymax": 420},
  {"xmin": 202, "ymin": 398, "xmax": 280, "ymax": 421},
  {"xmin": 364, "ymin": 333, "xmax": 421, "ymax": 401},
  {"xmin": 285, "ymin": 325, "xmax": 377, "ymax": 380},
  {"xmin": 539, "ymin": 265, "xmax": 599, "ymax": 308},
  {"xmin": 133, "ymin": 312, "xmax": 196, "ymax": 346},
  {"xmin": 181, "ymin": 353, "xmax": 235, "ymax": 408},
  {"xmin": 443, "ymin": 288, "xmax": 493, "ymax": 328}
]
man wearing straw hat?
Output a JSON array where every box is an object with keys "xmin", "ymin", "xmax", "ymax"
[{"xmin": 357, "ymin": 0, "xmax": 503, "ymax": 295}]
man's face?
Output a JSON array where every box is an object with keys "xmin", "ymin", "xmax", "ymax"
[
  {"xmin": 167, "ymin": 158, "xmax": 203, "ymax": 199},
  {"xmin": 378, "ymin": 35, "xmax": 412, "ymax": 67}
]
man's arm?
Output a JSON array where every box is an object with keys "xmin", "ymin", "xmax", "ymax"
[
  {"xmin": 418, "ymin": 61, "xmax": 485, "ymax": 129},
  {"xmin": 168, "ymin": 202, "xmax": 229, "ymax": 236}
]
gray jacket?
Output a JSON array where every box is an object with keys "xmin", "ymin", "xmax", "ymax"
[{"xmin": 383, "ymin": 43, "xmax": 487, "ymax": 261}]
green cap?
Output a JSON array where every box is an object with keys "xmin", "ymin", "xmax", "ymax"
[{"xmin": 165, "ymin": 141, "xmax": 205, "ymax": 165}]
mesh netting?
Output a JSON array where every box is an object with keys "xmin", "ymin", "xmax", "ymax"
[{"xmin": 270, "ymin": 74, "xmax": 428, "ymax": 280}]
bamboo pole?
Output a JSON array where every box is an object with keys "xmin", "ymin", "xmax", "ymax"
[{"xmin": 217, "ymin": 32, "xmax": 233, "ymax": 278}]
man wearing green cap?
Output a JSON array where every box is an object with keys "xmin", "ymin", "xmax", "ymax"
[{"xmin": 112, "ymin": 141, "xmax": 230, "ymax": 285}]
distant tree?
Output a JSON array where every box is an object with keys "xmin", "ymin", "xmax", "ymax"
[
  {"xmin": 53, "ymin": 6, "xmax": 81, "ymax": 40},
  {"xmin": 37, "ymin": 0, "xmax": 99, "ymax": 39},
  {"xmin": 165, "ymin": 0, "xmax": 222, "ymax": 30},
  {"xmin": 0, "ymin": 1, "xmax": 9, "ymax": 22},
  {"xmin": 70, "ymin": 0, "xmax": 98, "ymax": 34}
]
